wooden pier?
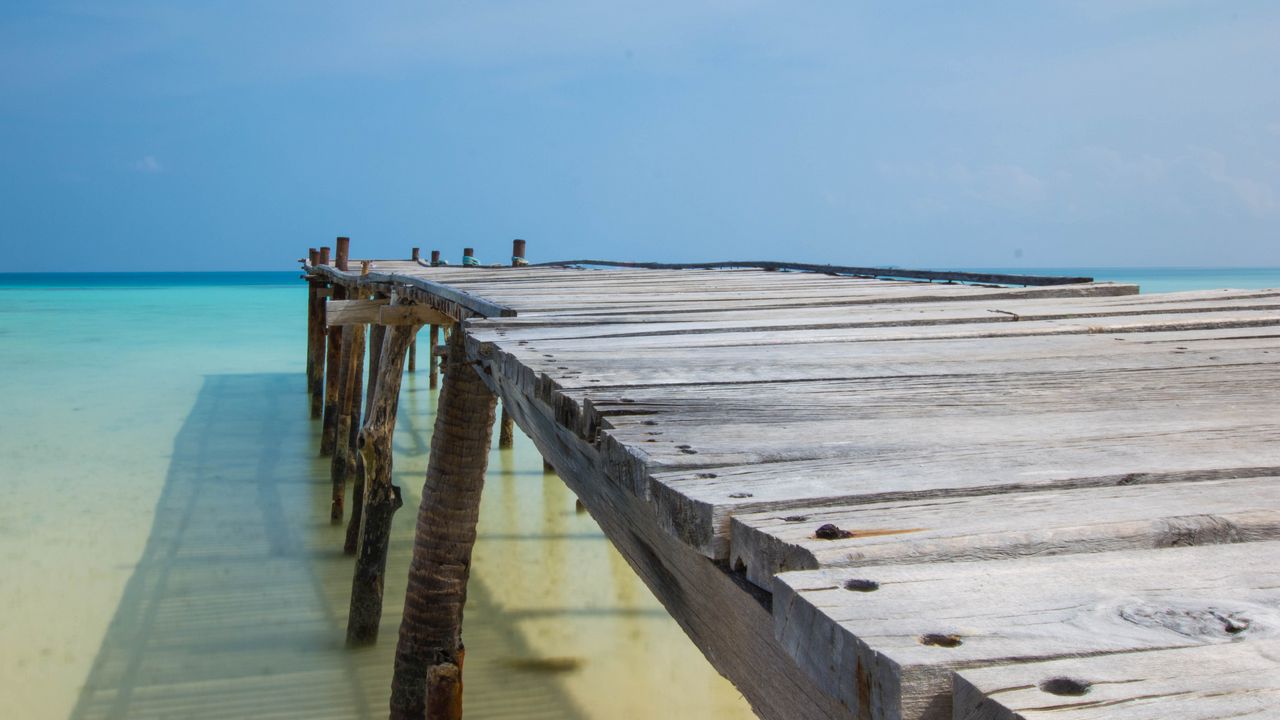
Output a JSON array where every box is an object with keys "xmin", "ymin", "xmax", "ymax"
[{"xmin": 303, "ymin": 243, "xmax": 1280, "ymax": 719}]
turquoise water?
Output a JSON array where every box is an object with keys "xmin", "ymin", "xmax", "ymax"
[
  {"xmin": 0, "ymin": 273, "xmax": 749, "ymax": 720},
  {"xmin": 969, "ymin": 267, "xmax": 1280, "ymax": 294},
  {"xmin": 1, "ymin": 267, "xmax": 1276, "ymax": 719}
]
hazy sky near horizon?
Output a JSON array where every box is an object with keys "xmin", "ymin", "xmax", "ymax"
[{"xmin": 2, "ymin": 1, "xmax": 1278, "ymax": 271}]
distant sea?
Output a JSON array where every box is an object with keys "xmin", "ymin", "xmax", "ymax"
[{"xmin": 2, "ymin": 266, "xmax": 1278, "ymax": 292}]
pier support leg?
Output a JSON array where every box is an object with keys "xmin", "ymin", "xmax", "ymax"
[
  {"xmin": 346, "ymin": 322, "xmax": 414, "ymax": 644},
  {"xmin": 408, "ymin": 333, "xmax": 417, "ymax": 372},
  {"xmin": 498, "ymin": 407, "xmax": 514, "ymax": 448},
  {"xmin": 390, "ymin": 325, "xmax": 496, "ymax": 718},
  {"xmin": 345, "ymin": 319, "xmax": 385, "ymax": 555},
  {"xmin": 320, "ymin": 285, "xmax": 345, "ymax": 456},
  {"xmin": 306, "ymin": 251, "xmax": 325, "ymax": 419},
  {"xmin": 331, "ymin": 319, "xmax": 365, "ymax": 523},
  {"xmin": 428, "ymin": 324, "xmax": 439, "ymax": 389}
]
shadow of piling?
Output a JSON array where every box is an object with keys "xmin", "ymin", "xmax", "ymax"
[{"xmin": 69, "ymin": 373, "xmax": 584, "ymax": 720}]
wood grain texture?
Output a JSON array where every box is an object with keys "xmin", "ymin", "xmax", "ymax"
[
  {"xmin": 952, "ymin": 640, "xmax": 1280, "ymax": 720},
  {"xmin": 390, "ymin": 326, "xmax": 497, "ymax": 718},
  {"xmin": 346, "ymin": 322, "xmax": 413, "ymax": 645},
  {"xmin": 731, "ymin": 477, "xmax": 1280, "ymax": 590},
  {"xmin": 773, "ymin": 541, "xmax": 1280, "ymax": 720}
]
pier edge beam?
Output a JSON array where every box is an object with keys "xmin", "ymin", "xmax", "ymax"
[
  {"xmin": 346, "ymin": 319, "xmax": 415, "ymax": 644},
  {"xmin": 389, "ymin": 324, "xmax": 497, "ymax": 718}
]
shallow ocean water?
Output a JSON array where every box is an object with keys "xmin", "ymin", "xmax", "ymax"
[{"xmin": 1, "ymin": 267, "xmax": 1276, "ymax": 719}]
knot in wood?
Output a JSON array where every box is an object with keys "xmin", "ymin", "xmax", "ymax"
[
  {"xmin": 1119, "ymin": 602, "xmax": 1253, "ymax": 639},
  {"xmin": 1039, "ymin": 677, "xmax": 1091, "ymax": 696},
  {"xmin": 815, "ymin": 523, "xmax": 854, "ymax": 540}
]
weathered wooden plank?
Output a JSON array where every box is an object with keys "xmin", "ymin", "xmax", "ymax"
[
  {"xmin": 494, "ymin": 327, "xmax": 1280, "ymax": 391},
  {"xmin": 378, "ymin": 304, "xmax": 452, "ymax": 326},
  {"xmin": 464, "ymin": 339, "xmax": 851, "ymax": 720},
  {"xmin": 952, "ymin": 640, "xmax": 1280, "ymax": 720},
  {"xmin": 310, "ymin": 264, "xmax": 516, "ymax": 318},
  {"xmin": 773, "ymin": 541, "xmax": 1280, "ymax": 720},
  {"xmin": 730, "ymin": 477, "xmax": 1280, "ymax": 590},
  {"xmin": 325, "ymin": 299, "xmax": 453, "ymax": 327},
  {"xmin": 473, "ymin": 289, "xmax": 1280, "ymax": 325},
  {"xmin": 325, "ymin": 298, "xmax": 390, "ymax": 326},
  {"xmin": 643, "ymin": 414, "xmax": 1280, "ymax": 558}
]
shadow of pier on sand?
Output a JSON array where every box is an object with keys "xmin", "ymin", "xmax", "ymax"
[{"xmin": 69, "ymin": 373, "xmax": 585, "ymax": 720}]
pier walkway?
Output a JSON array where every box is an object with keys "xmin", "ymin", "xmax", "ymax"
[{"xmin": 304, "ymin": 245, "xmax": 1280, "ymax": 720}]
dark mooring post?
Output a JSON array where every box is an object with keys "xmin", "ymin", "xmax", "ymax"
[
  {"xmin": 346, "ymin": 318, "xmax": 416, "ymax": 644},
  {"xmin": 428, "ymin": 249, "xmax": 441, "ymax": 390},
  {"xmin": 320, "ymin": 242, "xmax": 343, "ymax": 456},
  {"xmin": 307, "ymin": 247, "xmax": 325, "ymax": 419},
  {"xmin": 497, "ymin": 239, "xmax": 525, "ymax": 450},
  {"xmin": 390, "ymin": 326, "xmax": 496, "ymax": 718}
]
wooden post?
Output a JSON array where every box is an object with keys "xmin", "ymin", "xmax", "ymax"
[
  {"xmin": 407, "ymin": 248, "xmax": 421, "ymax": 373},
  {"xmin": 390, "ymin": 325, "xmax": 496, "ymax": 717},
  {"xmin": 331, "ymin": 320, "xmax": 364, "ymax": 522},
  {"xmin": 497, "ymin": 239, "xmax": 523, "ymax": 449},
  {"xmin": 428, "ymin": 250, "xmax": 441, "ymax": 390},
  {"xmin": 331, "ymin": 260, "xmax": 373, "ymax": 525},
  {"xmin": 335, "ymin": 235, "xmax": 350, "ymax": 271},
  {"xmin": 346, "ymin": 320, "xmax": 416, "ymax": 644},
  {"xmin": 320, "ymin": 243, "xmax": 342, "ymax": 456},
  {"xmin": 307, "ymin": 248, "xmax": 325, "ymax": 419},
  {"xmin": 347, "ymin": 303, "xmax": 387, "ymax": 555}
]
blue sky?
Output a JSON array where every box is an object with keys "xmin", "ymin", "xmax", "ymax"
[{"xmin": 2, "ymin": 1, "xmax": 1278, "ymax": 271}]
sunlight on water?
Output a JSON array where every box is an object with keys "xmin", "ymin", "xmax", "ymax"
[{"xmin": 0, "ymin": 275, "xmax": 752, "ymax": 719}]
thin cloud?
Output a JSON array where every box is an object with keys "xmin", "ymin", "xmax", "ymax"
[{"xmin": 134, "ymin": 155, "xmax": 163, "ymax": 173}]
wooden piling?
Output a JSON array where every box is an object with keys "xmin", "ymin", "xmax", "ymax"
[
  {"xmin": 428, "ymin": 250, "xmax": 441, "ymax": 389},
  {"xmin": 497, "ymin": 239, "xmax": 523, "ymax": 448},
  {"xmin": 346, "ymin": 319, "xmax": 416, "ymax": 644},
  {"xmin": 347, "ymin": 305, "xmax": 386, "ymax": 555},
  {"xmin": 320, "ymin": 243, "xmax": 343, "ymax": 456},
  {"xmin": 390, "ymin": 325, "xmax": 497, "ymax": 717},
  {"xmin": 331, "ymin": 260, "xmax": 372, "ymax": 523},
  {"xmin": 306, "ymin": 248, "xmax": 325, "ymax": 419},
  {"xmin": 335, "ymin": 236, "xmax": 350, "ymax": 271}
]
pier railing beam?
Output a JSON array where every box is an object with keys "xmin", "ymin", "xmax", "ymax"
[
  {"xmin": 390, "ymin": 324, "xmax": 496, "ymax": 718},
  {"xmin": 346, "ymin": 318, "xmax": 415, "ymax": 645}
]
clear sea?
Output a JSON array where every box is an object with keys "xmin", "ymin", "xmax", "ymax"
[{"xmin": 1, "ymin": 267, "xmax": 1276, "ymax": 719}]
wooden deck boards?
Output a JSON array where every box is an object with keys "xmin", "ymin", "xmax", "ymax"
[{"xmin": 306, "ymin": 259, "xmax": 1280, "ymax": 720}]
